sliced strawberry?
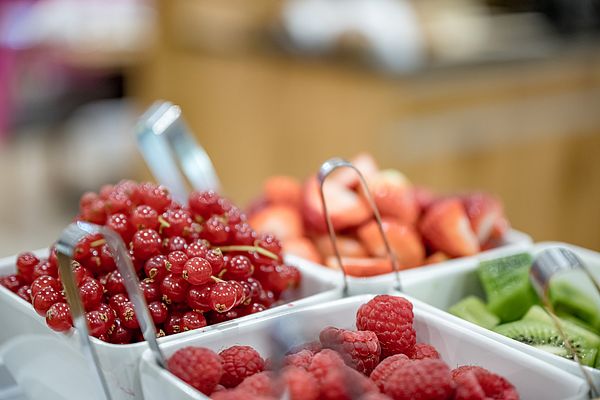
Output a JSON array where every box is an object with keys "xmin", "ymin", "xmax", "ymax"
[
  {"xmin": 362, "ymin": 169, "xmax": 418, "ymax": 225},
  {"xmin": 249, "ymin": 205, "xmax": 303, "ymax": 241},
  {"xmin": 263, "ymin": 175, "xmax": 302, "ymax": 208},
  {"xmin": 412, "ymin": 186, "xmax": 437, "ymax": 214},
  {"xmin": 314, "ymin": 235, "xmax": 369, "ymax": 259},
  {"xmin": 419, "ymin": 198, "xmax": 480, "ymax": 257},
  {"xmin": 490, "ymin": 216, "xmax": 510, "ymax": 242},
  {"xmin": 462, "ymin": 193, "xmax": 504, "ymax": 244},
  {"xmin": 424, "ymin": 251, "xmax": 449, "ymax": 265},
  {"xmin": 329, "ymin": 153, "xmax": 379, "ymax": 189},
  {"xmin": 357, "ymin": 219, "xmax": 425, "ymax": 269},
  {"xmin": 301, "ymin": 177, "xmax": 372, "ymax": 233},
  {"xmin": 325, "ymin": 256, "xmax": 392, "ymax": 277},
  {"xmin": 283, "ymin": 237, "xmax": 322, "ymax": 264}
]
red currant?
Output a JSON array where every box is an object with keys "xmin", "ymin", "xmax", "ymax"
[
  {"xmin": 185, "ymin": 239, "xmax": 210, "ymax": 259},
  {"xmin": 99, "ymin": 184, "xmax": 115, "ymax": 199},
  {"xmin": 200, "ymin": 215, "xmax": 229, "ymax": 245},
  {"xmin": 210, "ymin": 282, "xmax": 238, "ymax": 313},
  {"xmin": 162, "ymin": 236, "xmax": 187, "ymax": 253},
  {"xmin": 160, "ymin": 208, "xmax": 193, "ymax": 238},
  {"xmin": 181, "ymin": 311, "xmax": 207, "ymax": 331},
  {"xmin": 31, "ymin": 275, "xmax": 61, "ymax": 298},
  {"xmin": 182, "ymin": 257, "xmax": 212, "ymax": 286},
  {"xmin": 78, "ymin": 278, "xmax": 104, "ymax": 311},
  {"xmin": 115, "ymin": 179, "xmax": 142, "ymax": 205},
  {"xmin": 144, "ymin": 255, "xmax": 170, "ymax": 281},
  {"xmin": 131, "ymin": 229, "xmax": 162, "ymax": 261},
  {"xmin": 46, "ymin": 302, "xmax": 73, "ymax": 332},
  {"xmin": 62, "ymin": 261, "xmax": 91, "ymax": 287},
  {"xmin": 106, "ymin": 213, "xmax": 135, "ymax": 243},
  {"xmin": 230, "ymin": 280, "xmax": 246, "ymax": 306},
  {"xmin": 160, "ymin": 274, "xmax": 189, "ymax": 304},
  {"xmin": 81, "ymin": 198, "xmax": 107, "ymax": 224},
  {"xmin": 238, "ymin": 281, "xmax": 253, "ymax": 306},
  {"xmin": 33, "ymin": 286, "xmax": 63, "ymax": 316},
  {"xmin": 207, "ymin": 308, "xmax": 241, "ymax": 324},
  {"xmin": 258, "ymin": 289, "xmax": 276, "ymax": 307},
  {"xmin": 223, "ymin": 255, "xmax": 253, "ymax": 280},
  {"xmin": 148, "ymin": 301, "xmax": 169, "ymax": 324},
  {"xmin": 104, "ymin": 189, "xmax": 130, "ymax": 214},
  {"xmin": 32, "ymin": 260, "xmax": 58, "ymax": 280},
  {"xmin": 16, "ymin": 285, "xmax": 31, "ymax": 302},
  {"xmin": 189, "ymin": 190, "xmax": 221, "ymax": 220},
  {"xmin": 167, "ymin": 251, "xmax": 188, "ymax": 274},
  {"xmin": 205, "ymin": 248, "xmax": 225, "ymax": 275},
  {"xmin": 248, "ymin": 303, "xmax": 266, "ymax": 315},
  {"xmin": 139, "ymin": 278, "xmax": 161, "ymax": 303},
  {"xmin": 16, "ymin": 252, "xmax": 39, "ymax": 284},
  {"xmin": 117, "ymin": 302, "xmax": 139, "ymax": 330},
  {"xmin": 1, "ymin": 274, "xmax": 21, "ymax": 293},
  {"xmin": 109, "ymin": 293, "xmax": 129, "ymax": 313},
  {"xmin": 131, "ymin": 205, "xmax": 159, "ymax": 230},
  {"xmin": 80, "ymin": 191, "xmax": 98, "ymax": 209},
  {"xmin": 86, "ymin": 310, "xmax": 112, "ymax": 338},
  {"xmin": 256, "ymin": 233, "xmax": 282, "ymax": 256},
  {"xmin": 186, "ymin": 284, "xmax": 213, "ymax": 312},
  {"xmin": 107, "ymin": 318, "xmax": 133, "ymax": 344},
  {"xmin": 164, "ymin": 313, "xmax": 183, "ymax": 335},
  {"xmin": 98, "ymin": 244, "xmax": 116, "ymax": 273},
  {"xmin": 224, "ymin": 205, "xmax": 245, "ymax": 227},
  {"xmin": 140, "ymin": 183, "xmax": 172, "ymax": 212},
  {"xmin": 105, "ymin": 270, "xmax": 125, "ymax": 296},
  {"xmin": 230, "ymin": 222, "xmax": 256, "ymax": 245},
  {"xmin": 245, "ymin": 277, "xmax": 263, "ymax": 302}
]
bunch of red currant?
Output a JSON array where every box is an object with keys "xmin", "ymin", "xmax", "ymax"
[{"xmin": 0, "ymin": 180, "xmax": 301, "ymax": 344}]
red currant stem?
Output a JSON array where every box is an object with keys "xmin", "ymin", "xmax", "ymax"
[
  {"xmin": 158, "ymin": 215, "xmax": 171, "ymax": 235},
  {"xmin": 217, "ymin": 269, "xmax": 227, "ymax": 279},
  {"xmin": 217, "ymin": 245, "xmax": 278, "ymax": 260},
  {"xmin": 211, "ymin": 276, "xmax": 225, "ymax": 283},
  {"xmin": 90, "ymin": 238, "xmax": 106, "ymax": 247},
  {"xmin": 194, "ymin": 215, "xmax": 204, "ymax": 224}
]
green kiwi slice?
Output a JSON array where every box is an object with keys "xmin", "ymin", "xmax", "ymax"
[
  {"xmin": 449, "ymin": 296, "xmax": 500, "ymax": 330},
  {"xmin": 478, "ymin": 253, "xmax": 537, "ymax": 322},
  {"xmin": 549, "ymin": 278, "xmax": 600, "ymax": 334}
]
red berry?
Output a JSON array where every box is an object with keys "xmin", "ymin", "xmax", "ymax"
[
  {"xmin": 78, "ymin": 278, "xmax": 105, "ymax": 311},
  {"xmin": 117, "ymin": 301, "xmax": 139, "ymax": 330},
  {"xmin": 452, "ymin": 366, "xmax": 518, "ymax": 400},
  {"xmin": 219, "ymin": 345, "xmax": 265, "ymax": 388},
  {"xmin": 160, "ymin": 274, "xmax": 189, "ymax": 304},
  {"xmin": 383, "ymin": 359, "xmax": 453, "ymax": 400},
  {"xmin": 148, "ymin": 301, "xmax": 169, "ymax": 324},
  {"xmin": 60, "ymin": 261, "xmax": 91, "ymax": 287},
  {"xmin": 105, "ymin": 271, "xmax": 126, "ymax": 295},
  {"xmin": 307, "ymin": 349, "xmax": 345, "ymax": 382},
  {"xmin": 205, "ymin": 248, "xmax": 225, "ymax": 275},
  {"xmin": 46, "ymin": 302, "xmax": 73, "ymax": 332},
  {"xmin": 32, "ymin": 260, "xmax": 58, "ymax": 280},
  {"xmin": 109, "ymin": 293, "xmax": 129, "ymax": 313},
  {"xmin": 189, "ymin": 190, "xmax": 222, "ymax": 220},
  {"xmin": 223, "ymin": 255, "xmax": 253, "ymax": 280},
  {"xmin": 356, "ymin": 295, "xmax": 416, "ymax": 357},
  {"xmin": 106, "ymin": 213, "xmax": 135, "ymax": 243},
  {"xmin": 139, "ymin": 278, "xmax": 161, "ymax": 303},
  {"xmin": 33, "ymin": 286, "xmax": 63, "ymax": 316},
  {"xmin": 258, "ymin": 289, "xmax": 275, "ymax": 307},
  {"xmin": 160, "ymin": 208, "xmax": 193, "ymax": 238},
  {"xmin": 182, "ymin": 257, "xmax": 212, "ymax": 285},
  {"xmin": 86, "ymin": 310, "xmax": 112, "ymax": 338},
  {"xmin": 98, "ymin": 244, "xmax": 117, "ymax": 273},
  {"xmin": 207, "ymin": 308, "xmax": 242, "ymax": 324},
  {"xmin": 81, "ymin": 198, "xmax": 107, "ymax": 224},
  {"xmin": 140, "ymin": 183, "xmax": 172, "ymax": 212},
  {"xmin": 80, "ymin": 191, "xmax": 98, "ymax": 209},
  {"xmin": 256, "ymin": 233, "xmax": 282, "ymax": 257},
  {"xmin": 283, "ymin": 349, "xmax": 314, "ymax": 370},
  {"xmin": 231, "ymin": 222, "xmax": 256, "ymax": 245},
  {"xmin": 237, "ymin": 371, "xmax": 277, "ymax": 397},
  {"xmin": 453, "ymin": 369, "xmax": 487, "ymax": 400},
  {"xmin": 167, "ymin": 251, "xmax": 188, "ymax": 274},
  {"xmin": 181, "ymin": 311, "xmax": 207, "ymax": 331},
  {"xmin": 104, "ymin": 189, "xmax": 130, "ymax": 214},
  {"xmin": 168, "ymin": 347, "xmax": 223, "ymax": 395},
  {"xmin": 108, "ymin": 318, "xmax": 133, "ymax": 344},
  {"xmin": 369, "ymin": 354, "xmax": 410, "ymax": 391},
  {"xmin": 186, "ymin": 284, "xmax": 213, "ymax": 312},
  {"xmin": 131, "ymin": 205, "xmax": 159, "ymax": 230},
  {"xmin": 16, "ymin": 285, "xmax": 31, "ymax": 302},
  {"xmin": 210, "ymin": 282, "xmax": 238, "ymax": 313},
  {"xmin": 282, "ymin": 366, "xmax": 319, "ymax": 400},
  {"xmin": 200, "ymin": 216, "xmax": 230, "ymax": 245},
  {"xmin": 30, "ymin": 275, "xmax": 61, "ymax": 298},
  {"xmin": 319, "ymin": 326, "xmax": 381, "ymax": 375},
  {"xmin": 164, "ymin": 313, "xmax": 183, "ymax": 335},
  {"xmin": 131, "ymin": 229, "xmax": 162, "ymax": 261},
  {"xmin": 162, "ymin": 236, "xmax": 187, "ymax": 253},
  {"xmin": 185, "ymin": 239, "xmax": 210, "ymax": 259},
  {"xmin": 246, "ymin": 302, "xmax": 266, "ymax": 315},
  {"xmin": 411, "ymin": 343, "xmax": 440, "ymax": 360},
  {"xmin": 144, "ymin": 255, "xmax": 170, "ymax": 281},
  {"xmin": 16, "ymin": 252, "xmax": 39, "ymax": 284},
  {"xmin": 230, "ymin": 280, "xmax": 246, "ymax": 306}
]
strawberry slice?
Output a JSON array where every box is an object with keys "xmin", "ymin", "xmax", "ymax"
[
  {"xmin": 329, "ymin": 153, "xmax": 379, "ymax": 189},
  {"xmin": 462, "ymin": 193, "xmax": 504, "ymax": 244},
  {"xmin": 424, "ymin": 251, "xmax": 449, "ymax": 265},
  {"xmin": 325, "ymin": 256, "xmax": 392, "ymax": 277},
  {"xmin": 249, "ymin": 205, "xmax": 303, "ymax": 241},
  {"xmin": 314, "ymin": 235, "xmax": 369, "ymax": 259},
  {"xmin": 263, "ymin": 175, "xmax": 302, "ymax": 208},
  {"xmin": 357, "ymin": 219, "xmax": 425, "ymax": 269},
  {"xmin": 283, "ymin": 237, "xmax": 322, "ymax": 264},
  {"xmin": 362, "ymin": 169, "xmax": 418, "ymax": 225},
  {"xmin": 413, "ymin": 186, "xmax": 437, "ymax": 214},
  {"xmin": 419, "ymin": 198, "xmax": 480, "ymax": 257},
  {"xmin": 490, "ymin": 216, "xmax": 510, "ymax": 242},
  {"xmin": 301, "ymin": 177, "xmax": 372, "ymax": 233}
]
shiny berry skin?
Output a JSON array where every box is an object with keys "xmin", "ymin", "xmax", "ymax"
[
  {"xmin": 81, "ymin": 198, "xmax": 107, "ymax": 224},
  {"xmin": 205, "ymin": 249, "xmax": 225, "ymax": 275},
  {"xmin": 61, "ymin": 261, "xmax": 91, "ymax": 287},
  {"xmin": 16, "ymin": 252, "xmax": 39, "ymax": 284},
  {"xmin": 258, "ymin": 290, "xmax": 275, "ymax": 307},
  {"xmin": 186, "ymin": 240, "xmax": 210, "ymax": 259},
  {"xmin": 131, "ymin": 229, "xmax": 162, "ymax": 261},
  {"xmin": 106, "ymin": 213, "xmax": 135, "ymax": 243},
  {"xmin": 140, "ymin": 183, "xmax": 172, "ymax": 213},
  {"xmin": 164, "ymin": 313, "xmax": 183, "ymax": 335},
  {"xmin": 16, "ymin": 285, "xmax": 31, "ymax": 302},
  {"xmin": 139, "ymin": 278, "xmax": 161, "ymax": 303},
  {"xmin": 144, "ymin": 255, "xmax": 170, "ymax": 281},
  {"xmin": 73, "ymin": 234, "xmax": 102, "ymax": 263},
  {"xmin": 33, "ymin": 286, "xmax": 63, "ymax": 316},
  {"xmin": 181, "ymin": 311, "xmax": 207, "ymax": 331},
  {"xmin": 80, "ymin": 191, "xmax": 98, "ymax": 209},
  {"xmin": 31, "ymin": 275, "xmax": 62, "ymax": 298},
  {"xmin": 256, "ymin": 233, "xmax": 282, "ymax": 257},
  {"xmin": 161, "ymin": 274, "xmax": 189, "ymax": 304},
  {"xmin": 108, "ymin": 318, "xmax": 133, "ymax": 344},
  {"xmin": 224, "ymin": 206, "xmax": 245, "ymax": 227},
  {"xmin": 32, "ymin": 260, "xmax": 58, "ymax": 280},
  {"xmin": 46, "ymin": 302, "xmax": 73, "ymax": 332},
  {"xmin": 248, "ymin": 303, "xmax": 266, "ymax": 315},
  {"xmin": 86, "ymin": 310, "xmax": 112, "ymax": 338},
  {"xmin": 200, "ymin": 216, "xmax": 229, "ymax": 245},
  {"xmin": 78, "ymin": 278, "xmax": 105, "ymax": 311},
  {"xmin": 224, "ymin": 255, "xmax": 253, "ymax": 280},
  {"xmin": 105, "ymin": 271, "xmax": 126, "ymax": 295},
  {"xmin": 117, "ymin": 302, "xmax": 139, "ymax": 330},
  {"xmin": 167, "ymin": 251, "xmax": 188, "ymax": 274},
  {"xmin": 238, "ymin": 281, "xmax": 253, "ymax": 306},
  {"xmin": 207, "ymin": 309, "xmax": 241, "ymax": 325},
  {"xmin": 182, "ymin": 257, "xmax": 212, "ymax": 285},
  {"xmin": 231, "ymin": 222, "xmax": 256, "ymax": 245},
  {"xmin": 189, "ymin": 190, "xmax": 221, "ymax": 220},
  {"xmin": 109, "ymin": 293, "xmax": 129, "ymax": 313},
  {"xmin": 104, "ymin": 189, "xmax": 130, "ymax": 214},
  {"xmin": 245, "ymin": 277, "xmax": 263, "ymax": 302},
  {"xmin": 160, "ymin": 208, "xmax": 193, "ymax": 238},
  {"xmin": 186, "ymin": 285, "xmax": 213, "ymax": 312},
  {"xmin": 230, "ymin": 281, "xmax": 246, "ymax": 306},
  {"xmin": 148, "ymin": 301, "xmax": 169, "ymax": 324},
  {"xmin": 210, "ymin": 282, "xmax": 238, "ymax": 313},
  {"xmin": 162, "ymin": 236, "xmax": 187, "ymax": 253},
  {"xmin": 131, "ymin": 205, "xmax": 159, "ymax": 230},
  {"xmin": 96, "ymin": 244, "xmax": 116, "ymax": 273}
]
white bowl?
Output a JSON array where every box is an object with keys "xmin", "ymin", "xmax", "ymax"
[
  {"xmin": 0, "ymin": 249, "xmax": 342, "ymax": 400},
  {"xmin": 286, "ymin": 229, "xmax": 532, "ymax": 295},
  {"xmin": 139, "ymin": 294, "xmax": 588, "ymax": 400},
  {"xmin": 401, "ymin": 241, "xmax": 600, "ymax": 387}
]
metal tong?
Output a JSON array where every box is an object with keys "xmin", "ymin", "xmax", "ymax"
[
  {"xmin": 530, "ymin": 247, "xmax": 600, "ymax": 398},
  {"xmin": 55, "ymin": 222, "xmax": 166, "ymax": 400},
  {"xmin": 136, "ymin": 101, "xmax": 221, "ymax": 204},
  {"xmin": 316, "ymin": 157, "xmax": 402, "ymax": 294}
]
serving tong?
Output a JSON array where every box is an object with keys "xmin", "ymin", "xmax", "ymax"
[{"xmin": 530, "ymin": 247, "xmax": 600, "ymax": 398}]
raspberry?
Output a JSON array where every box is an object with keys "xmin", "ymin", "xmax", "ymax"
[
  {"xmin": 211, "ymin": 389, "xmax": 273, "ymax": 400},
  {"xmin": 287, "ymin": 341, "xmax": 322, "ymax": 355},
  {"xmin": 410, "ymin": 343, "xmax": 440, "ymax": 360},
  {"xmin": 359, "ymin": 394, "xmax": 392, "ymax": 400},
  {"xmin": 219, "ymin": 345, "xmax": 265, "ymax": 388},
  {"xmin": 238, "ymin": 371, "xmax": 277, "ymax": 397},
  {"xmin": 356, "ymin": 295, "xmax": 416, "ymax": 357},
  {"xmin": 383, "ymin": 359, "xmax": 454, "ymax": 400},
  {"xmin": 282, "ymin": 366, "xmax": 319, "ymax": 400},
  {"xmin": 283, "ymin": 349, "xmax": 314, "ymax": 370},
  {"xmin": 452, "ymin": 366, "xmax": 518, "ymax": 400},
  {"xmin": 453, "ymin": 370, "xmax": 486, "ymax": 400},
  {"xmin": 369, "ymin": 354, "xmax": 410, "ymax": 390},
  {"xmin": 319, "ymin": 326, "xmax": 381, "ymax": 374},
  {"xmin": 168, "ymin": 347, "xmax": 222, "ymax": 395},
  {"xmin": 307, "ymin": 349, "xmax": 345, "ymax": 382}
]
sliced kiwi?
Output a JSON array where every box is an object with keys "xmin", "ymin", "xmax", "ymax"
[
  {"xmin": 449, "ymin": 296, "xmax": 500, "ymax": 330},
  {"xmin": 495, "ymin": 315, "xmax": 599, "ymax": 366},
  {"xmin": 555, "ymin": 311, "xmax": 598, "ymax": 334},
  {"xmin": 478, "ymin": 253, "xmax": 537, "ymax": 322},
  {"xmin": 549, "ymin": 278, "xmax": 600, "ymax": 334}
]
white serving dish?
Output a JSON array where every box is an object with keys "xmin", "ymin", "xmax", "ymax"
[
  {"xmin": 286, "ymin": 229, "xmax": 532, "ymax": 295},
  {"xmin": 0, "ymin": 249, "xmax": 342, "ymax": 400},
  {"xmin": 401, "ymin": 241, "xmax": 600, "ymax": 387},
  {"xmin": 139, "ymin": 294, "xmax": 588, "ymax": 400}
]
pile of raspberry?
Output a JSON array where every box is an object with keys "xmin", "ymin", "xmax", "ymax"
[
  {"xmin": 168, "ymin": 295, "xmax": 519, "ymax": 400},
  {"xmin": 0, "ymin": 180, "xmax": 300, "ymax": 344}
]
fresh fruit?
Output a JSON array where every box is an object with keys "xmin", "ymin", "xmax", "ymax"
[
  {"xmin": 357, "ymin": 219, "xmax": 424, "ymax": 269},
  {"xmin": 219, "ymin": 345, "xmax": 265, "ymax": 387},
  {"xmin": 362, "ymin": 169, "xmax": 418, "ymax": 225},
  {"xmin": 383, "ymin": 359, "xmax": 454, "ymax": 400},
  {"xmin": 249, "ymin": 205, "xmax": 303, "ymax": 241},
  {"xmin": 262, "ymin": 176, "xmax": 302, "ymax": 208},
  {"xmin": 452, "ymin": 366, "xmax": 519, "ymax": 400},
  {"xmin": 329, "ymin": 153, "xmax": 379, "ymax": 189},
  {"xmin": 168, "ymin": 347, "xmax": 223, "ymax": 395},
  {"xmin": 549, "ymin": 278, "xmax": 600, "ymax": 333},
  {"xmin": 449, "ymin": 296, "xmax": 500, "ymax": 330},
  {"xmin": 462, "ymin": 193, "xmax": 504, "ymax": 245},
  {"xmin": 410, "ymin": 343, "xmax": 440, "ymax": 360},
  {"xmin": 420, "ymin": 198, "xmax": 480, "ymax": 257},
  {"xmin": 319, "ymin": 326, "xmax": 381, "ymax": 374},
  {"xmin": 45, "ymin": 302, "xmax": 73, "ymax": 332},
  {"xmin": 369, "ymin": 354, "xmax": 410, "ymax": 390},
  {"xmin": 325, "ymin": 256, "xmax": 392, "ymax": 277},
  {"xmin": 314, "ymin": 235, "xmax": 368, "ymax": 259},
  {"xmin": 283, "ymin": 238, "xmax": 322, "ymax": 264},
  {"xmin": 478, "ymin": 253, "xmax": 537, "ymax": 322}
]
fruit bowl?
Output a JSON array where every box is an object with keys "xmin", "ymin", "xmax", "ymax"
[
  {"xmin": 400, "ymin": 242, "xmax": 600, "ymax": 387},
  {"xmin": 0, "ymin": 249, "xmax": 341, "ymax": 400},
  {"xmin": 138, "ymin": 294, "xmax": 588, "ymax": 400}
]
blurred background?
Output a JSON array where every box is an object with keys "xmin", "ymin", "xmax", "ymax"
[{"xmin": 0, "ymin": 0, "xmax": 599, "ymax": 255}]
